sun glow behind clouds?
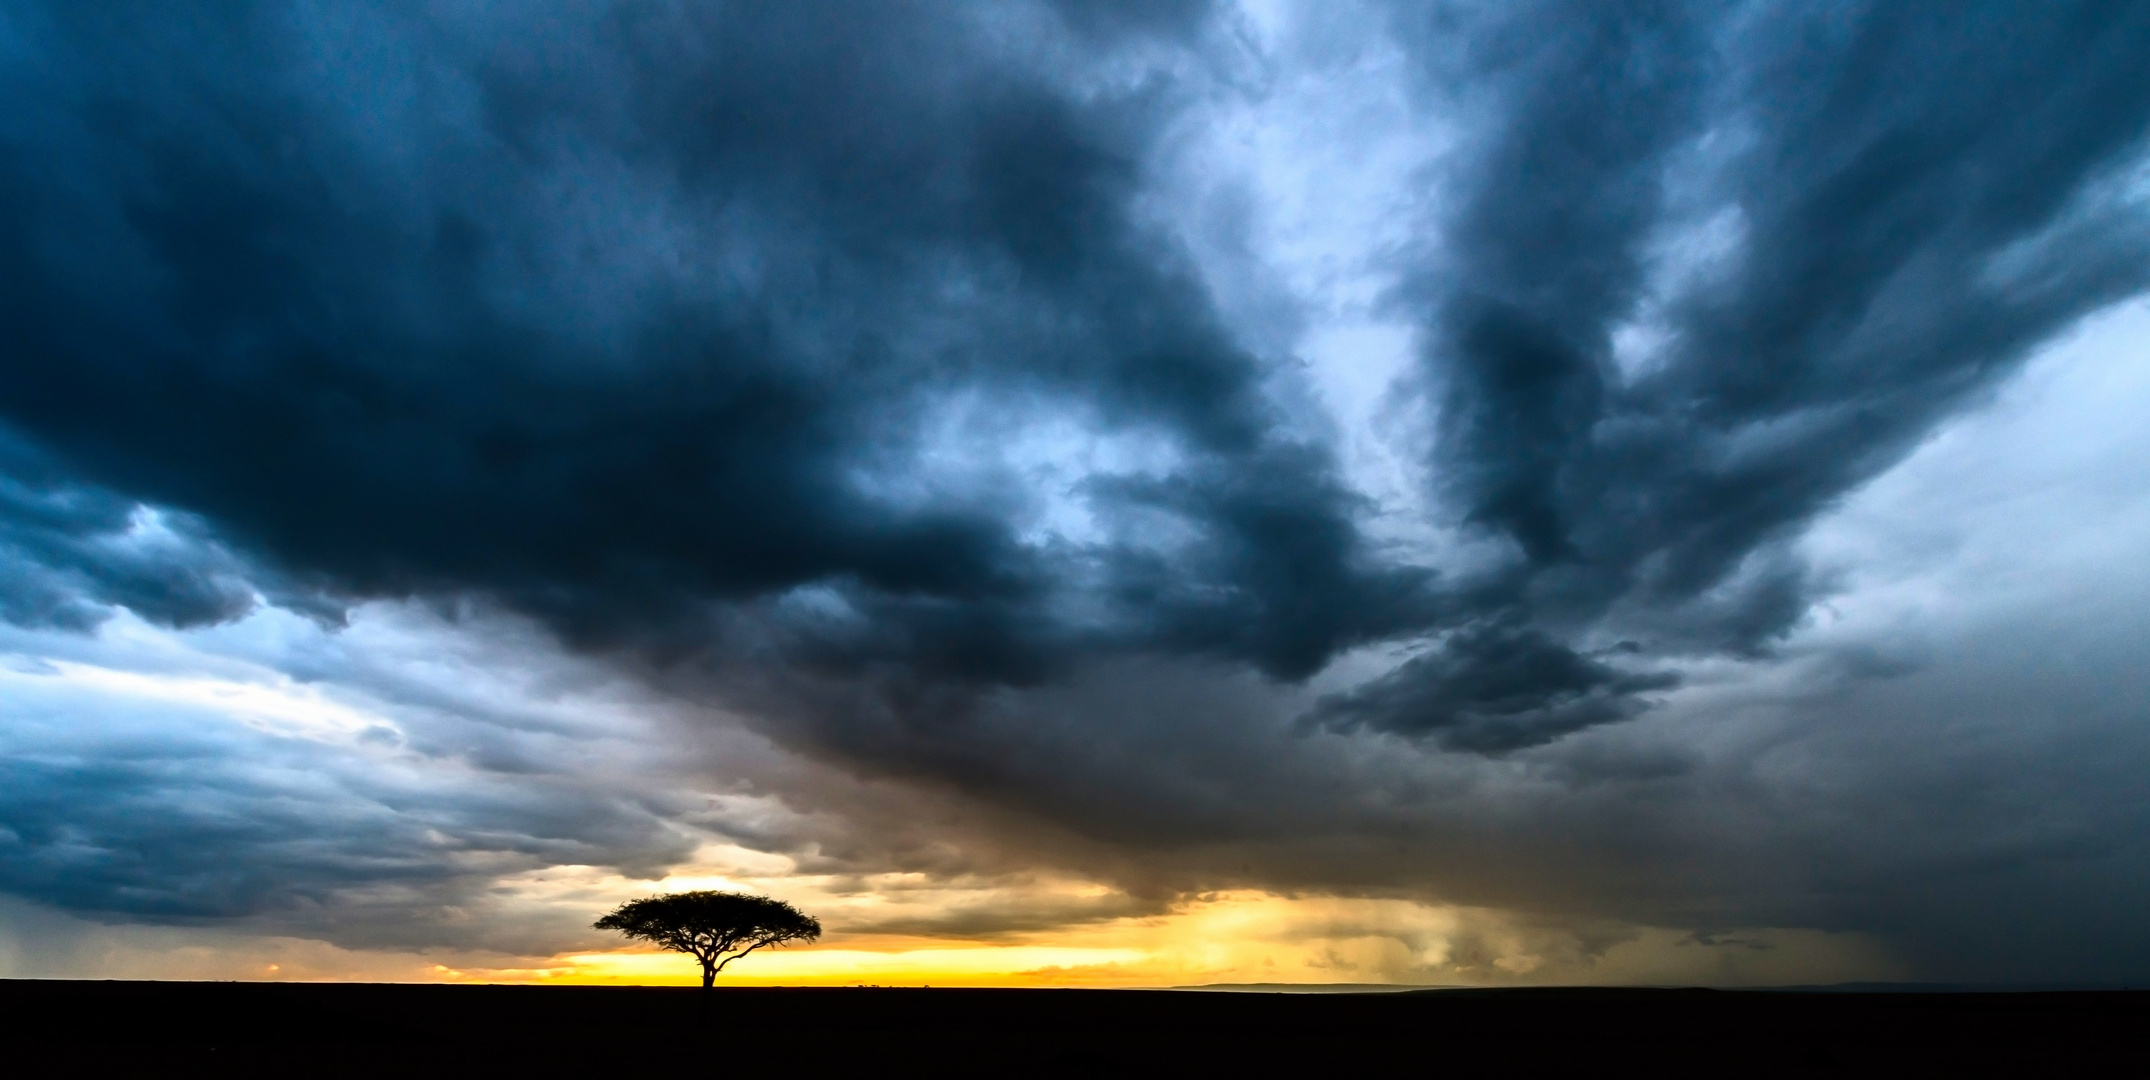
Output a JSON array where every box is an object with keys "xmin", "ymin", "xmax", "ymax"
[
  {"xmin": 0, "ymin": 563, "xmax": 1909, "ymax": 991},
  {"xmin": 438, "ymin": 886, "xmax": 1898, "ymax": 989}
]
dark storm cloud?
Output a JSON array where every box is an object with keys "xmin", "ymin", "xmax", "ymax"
[
  {"xmin": 1311, "ymin": 624, "xmax": 1678, "ymax": 752},
  {"xmin": 1, "ymin": 0, "xmax": 2149, "ymax": 955},
  {"xmin": 1342, "ymin": 0, "xmax": 2150, "ymax": 747},
  {"xmin": 0, "ymin": 435, "xmax": 254, "ymax": 631},
  {"xmin": 0, "ymin": 0, "xmax": 1424, "ymax": 694}
]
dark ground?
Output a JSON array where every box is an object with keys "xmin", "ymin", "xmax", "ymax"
[{"xmin": 3, "ymin": 980, "xmax": 2142, "ymax": 1075}]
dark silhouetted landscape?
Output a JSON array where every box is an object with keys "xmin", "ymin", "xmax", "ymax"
[{"xmin": 6, "ymin": 980, "xmax": 2146, "ymax": 1073}]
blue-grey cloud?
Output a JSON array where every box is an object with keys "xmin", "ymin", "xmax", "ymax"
[
  {"xmin": 0, "ymin": 662, "xmax": 692, "ymax": 940},
  {"xmin": 0, "ymin": 0, "xmax": 1427, "ymax": 692},
  {"xmin": 1346, "ymin": 0, "xmax": 2150, "ymax": 746},
  {"xmin": 2, "ymin": 0, "xmax": 2141, "ymax": 750},
  {"xmin": 0, "ymin": 0, "xmax": 2148, "ymax": 979},
  {"xmin": 1310, "ymin": 624, "xmax": 1678, "ymax": 751},
  {"xmin": 0, "ymin": 436, "xmax": 254, "ymax": 631}
]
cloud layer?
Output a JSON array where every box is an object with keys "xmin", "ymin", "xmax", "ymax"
[{"xmin": 2, "ymin": 0, "xmax": 2149, "ymax": 983}]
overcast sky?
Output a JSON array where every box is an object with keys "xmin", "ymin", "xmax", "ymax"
[{"xmin": 3, "ymin": 0, "xmax": 2148, "ymax": 987}]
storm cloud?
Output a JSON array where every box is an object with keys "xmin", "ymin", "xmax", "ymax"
[
  {"xmin": 1359, "ymin": 0, "xmax": 2150, "ymax": 743},
  {"xmin": 2, "ymin": 0, "xmax": 2149, "ymax": 982},
  {"xmin": 0, "ymin": 0, "xmax": 1424, "ymax": 684}
]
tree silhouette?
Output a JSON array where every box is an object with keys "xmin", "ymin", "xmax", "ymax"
[{"xmin": 595, "ymin": 891, "xmax": 822, "ymax": 990}]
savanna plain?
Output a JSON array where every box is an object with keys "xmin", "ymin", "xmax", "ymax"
[{"xmin": 6, "ymin": 979, "xmax": 2145, "ymax": 1073}]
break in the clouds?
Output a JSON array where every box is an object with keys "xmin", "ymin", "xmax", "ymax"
[{"xmin": 2, "ymin": 0, "xmax": 2149, "ymax": 985}]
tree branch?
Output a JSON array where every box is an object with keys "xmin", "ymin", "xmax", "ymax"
[{"xmin": 712, "ymin": 933, "xmax": 806, "ymax": 974}]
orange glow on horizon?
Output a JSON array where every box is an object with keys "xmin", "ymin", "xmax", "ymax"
[{"xmin": 418, "ymin": 891, "xmax": 1901, "ymax": 989}]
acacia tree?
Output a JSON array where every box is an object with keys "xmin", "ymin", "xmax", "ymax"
[{"xmin": 594, "ymin": 891, "xmax": 822, "ymax": 990}]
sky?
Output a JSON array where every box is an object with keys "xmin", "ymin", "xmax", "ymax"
[{"xmin": 2, "ymin": 0, "xmax": 2148, "ymax": 988}]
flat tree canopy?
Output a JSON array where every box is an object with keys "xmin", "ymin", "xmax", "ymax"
[{"xmin": 594, "ymin": 891, "xmax": 821, "ymax": 988}]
